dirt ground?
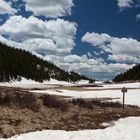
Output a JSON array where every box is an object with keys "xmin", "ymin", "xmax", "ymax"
[{"xmin": 0, "ymin": 87, "xmax": 140, "ymax": 138}]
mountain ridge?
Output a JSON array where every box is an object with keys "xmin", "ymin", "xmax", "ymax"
[
  {"xmin": 0, "ymin": 42, "xmax": 90, "ymax": 83},
  {"xmin": 113, "ymin": 64, "xmax": 140, "ymax": 82}
]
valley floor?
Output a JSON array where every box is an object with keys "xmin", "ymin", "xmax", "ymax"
[{"xmin": 0, "ymin": 80, "xmax": 140, "ymax": 140}]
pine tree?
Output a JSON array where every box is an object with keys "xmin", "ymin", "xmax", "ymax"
[{"xmin": 0, "ymin": 42, "xmax": 91, "ymax": 82}]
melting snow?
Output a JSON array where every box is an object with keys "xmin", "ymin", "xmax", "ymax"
[{"xmin": 0, "ymin": 82, "xmax": 140, "ymax": 140}]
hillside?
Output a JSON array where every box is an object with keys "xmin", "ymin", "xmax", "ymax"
[
  {"xmin": 0, "ymin": 42, "xmax": 89, "ymax": 83},
  {"xmin": 113, "ymin": 64, "xmax": 140, "ymax": 82}
]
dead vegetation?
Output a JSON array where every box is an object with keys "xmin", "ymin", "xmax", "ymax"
[
  {"xmin": 42, "ymin": 94, "xmax": 69, "ymax": 111},
  {"xmin": 0, "ymin": 91, "xmax": 41, "ymax": 112},
  {"xmin": 0, "ymin": 87, "xmax": 140, "ymax": 138},
  {"xmin": 71, "ymin": 98, "xmax": 122, "ymax": 109}
]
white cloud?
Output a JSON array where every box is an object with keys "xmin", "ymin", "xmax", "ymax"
[
  {"xmin": 0, "ymin": 32, "xmax": 133, "ymax": 80},
  {"xmin": 0, "ymin": 15, "xmax": 77, "ymax": 55},
  {"xmin": 12, "ymin": 0, "xmax": 19, "ymax": 2},
  {"xmin": 108, "ymin": 54, "xmax": 140, "ymax": 63},
  {"xmin": 116, "ymin": 0, "xmax": 140, "ymax": 20},
  {"xmin": 43, "ymin": 53, "xmax": 134, "ymax": 80},
  {"xmin": 82, "ymin": 32, "xmax": 140, "ymax": 63},
  {"xmin": 87, "ymin": 52, "xmax": 92, "ymax": 57},
  {"xmin": 24, "ymin": 0, "xmax": 74, "ymax": 18},
  {"xmin": 82, "ymin": 32, "xmax": 111, "ymax": 46},
  {"xmin": 136, "ymin": 14, "xmax": 140, "ymax": 20},
  {"xmin": 117, "ymin": 0, "xmax": 134, "ymax": 9},
  {"xmin": 0, "ymin": 15, "xmax": 135, "ymax": 80},
  {"xmin": 0, "ymin": 0, "xmax": 16, "ymax": 14}
]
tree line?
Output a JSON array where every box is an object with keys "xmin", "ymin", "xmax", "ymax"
[
  {"xmin": 0, "ymin": 42, "xmax": 90, "ymax": 83},
  {"xmin": 113, "ymin": 64, "xmax": 140, "ymax": 82}
]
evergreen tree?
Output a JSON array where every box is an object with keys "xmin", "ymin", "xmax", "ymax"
[
  {"xmin": 113, "ymin": 64, "xmax": 140, "ymax": 82},
  {"xmin": 0, "ymin": 42, "xmax": 91, "ymax": 82}
]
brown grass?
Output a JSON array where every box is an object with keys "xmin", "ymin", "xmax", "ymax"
[
  {"xmin": 0, "ymin": 87, "xmax": 140, "ymax": 138},
  {"xmin": 63, "ymin": 86, "xmax": 93, "ymax": 91},
  {"xmin": 42, "ymin": 94, "xmax": 69, "ymax": 111},
  {"xmin": 0, "ymin": 89, "xmax": 42, "ymax": 112},
  {"xmin": 70, "ymin": 98, "xmax": 122, "ymax": 109}
]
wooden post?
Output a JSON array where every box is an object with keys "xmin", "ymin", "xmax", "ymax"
[
  {"xmin": 123, "ymin": 92, "xmax": 125, "ymax": 108},
  {"xmin": 121, "ymin": 87, "xmax": 127, "ymax": 109}
]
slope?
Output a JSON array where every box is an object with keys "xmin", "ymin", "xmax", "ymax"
[
  {"xmin": 0, "ymin": 42, "xmax": 89, "ymax": 83},
  {"xmin": 113, "ymin": 64, "xmax": 140, "ymax": 82}
]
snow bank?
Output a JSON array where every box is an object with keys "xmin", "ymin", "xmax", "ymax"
[
  {"xmin": 75, "ymin": 80, "xmax": 90, "ymax": 85},
  {"xmin": 103, "ymin": 82, "xmax": 140, "ymax": 89},
  {"xmin": 32, "ymin": 89, "xmax": 140, "ymax": 107},
  {"xmin": 85, "ymin": 82, "xmax": 140, "ymax": 90},
  {"xmin": 0, "ymin": 117, "xmax": 140, "ymax": 140},
  {"xmin": 0, "ymin": 77, "xmax": 73, "ymax": 88}
]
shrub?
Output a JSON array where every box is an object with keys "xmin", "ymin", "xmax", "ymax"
[
  {"xmin": 71, "ymin": 113, "xmax": 79, "ymax": 122},
  {"xmin": 1, "ymin": 125, "xmax": 16, "ymax": 138},
  {"xmin": 42, "ymin": 94, "xmax": 69, "ymax": 111},
  {"xmin": 0, "ymin": 92, "xmax": 41, "ymax": 112},
  {"xmin": 71, "ymin": 98, "xmax": 94, "ymax": 109},
  {"xmin": 100, "ymin": 101, "xmax": 122, "ymax": 108},
  {"xmin": 71, "ymin": 98, "xmax": 122, "ymax": 109}
]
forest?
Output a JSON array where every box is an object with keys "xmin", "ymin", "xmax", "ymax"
[
  {"xmin": 113, "ymin": 64, "xmax": 140, "ymax": 82},
  {"xmin": 0, "ymin": 42, "xmax": 89, "ymax": 82}
]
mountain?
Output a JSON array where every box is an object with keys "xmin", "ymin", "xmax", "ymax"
[
  {"xmin": 113, "ymin": 64, "xmax": 140, "ymax": 82},
  {"xmin": 0, "ymin": 42, "xmax": 90, "ymax": 83}
]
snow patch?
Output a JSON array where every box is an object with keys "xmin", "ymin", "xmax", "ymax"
[
  {"xmin": 32, "ymin": 88, "xmax": 140, "ymax": 107},
  {"xmin": 0, "ymin": 77, "xmax": 73, "ymax": 88},
  {"xmin": 103, "ymin": 82, "xmax": 140, "ymax": 89},
  {"xmin": 0, "ymin": 117, "xmax": 140, "ymax": 140},
  {"xmin": 0, "ymin": 81, "xmax": 140, "ymax": 140}
]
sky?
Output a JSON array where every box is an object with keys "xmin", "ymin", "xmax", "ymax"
[{"xmin": 0, "ymin": 0, "xmax": 140, "ymax": 80}]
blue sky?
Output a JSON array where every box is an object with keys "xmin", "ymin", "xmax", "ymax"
[{"xmin": 0, "ymin": 0, "xmax": 140, "ymax": 80}]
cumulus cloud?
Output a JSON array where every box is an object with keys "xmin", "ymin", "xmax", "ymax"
[
  {"xmin": 11, "ymin": 0, "xmax": 19, "ymax": 2},
  {"xmin": 0, "ymin": 0, "xmax": 17, "ymax": 14},
  {"xmin": 82, "ymin": 32, "xmax": 111, "ymax": 46},
  {"xmin": 24, "ymin": 0, "xmax": 74, "ymax": 18},
  {"xmin": 116, "ymin": 0, "xmax": 140, "ymax": 10},
  {"xmin": 108, "ymin": 54, "xmax": 140, "ymax": 63},
  {"xmin": 136, "ymin": 14, "xmax": 140, "ymax": 20},
  {"xmin": 116, "ymin": 0, "xmax": 140, "ymax": 20},
  {"xmin": 0, "ymin": 15, "xmax": 77, "ymax": 55},
  {"xmin": 82, "ymin": 32, "xmax": 140, "ymax": 63},
  {"xmin": 43, "ymin": 53, "xmax": 134, "ymax": 80},
  {"xmin": 0, "ymin": 32, "xmax": 132, "ymax": 80},
  {"xmin": 117, "ymin": 0, "xmax": 134, "ymax": 9},
  {"xmin": 0, "ymin": 15, "xmax": 135, "ymax": 80}
]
